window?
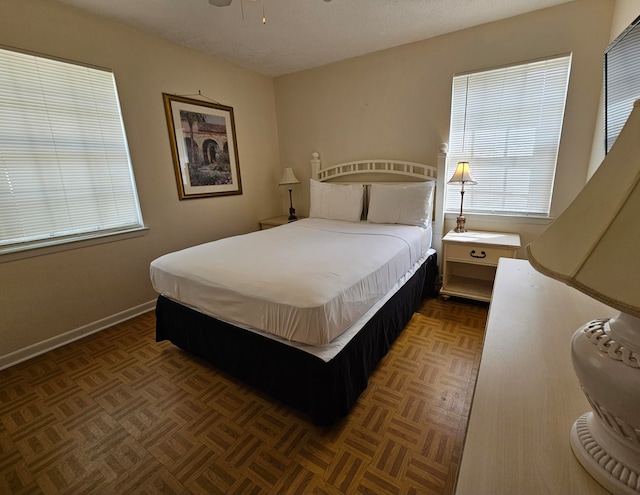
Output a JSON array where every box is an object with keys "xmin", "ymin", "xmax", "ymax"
[
  {"xmin": 0, "ymin": 46, "xmax": 144, "ymax": 255},
  {"xmin": 446, "ymin": 55, "xmax": 572, "ymax": 217},
  {"xmin": 605, "ymin": 15, "xmax": 640, "ymax": 154}
]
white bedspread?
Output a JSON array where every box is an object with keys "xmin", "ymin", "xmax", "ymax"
[{"xmin": 150, "ymin": 218, "xmax": 432, "ymax": 346}]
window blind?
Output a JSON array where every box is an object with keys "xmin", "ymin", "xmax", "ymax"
[
  {"xmin": 0, "ymin": 47, "xmax": 143, "ymax": 253},
  {"xmin": 605, "ymin": 15, "xmax": 640, "ymax": 154},
  {"xmin": 446, "ymin": 55, "xmax": 571, "ymax": 217}
]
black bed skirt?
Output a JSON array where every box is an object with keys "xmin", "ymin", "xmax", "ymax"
[{"xmin": 156, "ymin": 252, "xmax": 437, "ymax": 425}]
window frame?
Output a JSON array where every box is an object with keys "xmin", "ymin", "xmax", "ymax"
[
  {"xmin": 0, "ymin": 45, "xmax": 146, "ymax": 260},
  {"xmin": 445, "ymin": 54, "xmax": 572, "ymax": 219}
]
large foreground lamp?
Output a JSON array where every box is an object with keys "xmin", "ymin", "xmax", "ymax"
[
  {"xmin": 448, "ymin": 161, "xmax": 477, "ymax": 232},
  {"xmin": 527, "ymin": 100, "xmax": 640, "ymax": 495},
  {"xmin": 279, "ymin": 167, "xmax": 300, "ymax": 221}
]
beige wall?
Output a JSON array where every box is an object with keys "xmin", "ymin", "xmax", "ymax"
[
  {"xmin": 0, "ymin": 0, "xmax": 621, "ymax": 363},
  {"xmin": 0, "ymin": 0, "xmax": 281, "ymax": 360},
  {"xmin": 274, "ymin": 0, "xmax": 614, "ymax": 255}
]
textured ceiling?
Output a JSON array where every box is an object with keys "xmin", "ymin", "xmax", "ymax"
[{"xmin": 54, "ymin": 0, "xmax": 574, "ymax": 77}]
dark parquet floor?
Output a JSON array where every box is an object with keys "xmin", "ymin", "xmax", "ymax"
[{"xmin": 0, "ymin": 296, "xmax": 487, "ymax": 495}]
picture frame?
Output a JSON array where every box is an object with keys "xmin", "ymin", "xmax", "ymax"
[{"xmin": 162, "ymin": 93, "xmax": 242, "ymax": 199}]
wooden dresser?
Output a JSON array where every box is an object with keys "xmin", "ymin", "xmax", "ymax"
[{"xmin": 454, "ymin": 258, "xmax": 615, "ymax": 495}]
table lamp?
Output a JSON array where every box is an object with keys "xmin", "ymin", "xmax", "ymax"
[
  {"xmin": 448, "ymin": 161, "xmax": 477, "ymax": 232},
  {"xmin": 279, "ymin": 167, "xmax": 300, "ymax": 221},
  {"xmin": 526, "ymin": 100, "xmax": 640, "ymax": 495}
]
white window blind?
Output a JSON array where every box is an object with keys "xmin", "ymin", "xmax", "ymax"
[
  {"xmin": 0, "ymin": 47, "xmax": 143, "ymax": 254},
  {"xmin": 446, "ymin": 55, "xmax": 571, "ymax": 217},
  {"xmin": 605, "ymin": 15, "xmax": 640, "ymax": 154}
]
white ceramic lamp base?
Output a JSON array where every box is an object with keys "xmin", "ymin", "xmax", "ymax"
[
  {"xmin": 570, "ymin": 314, "xmax": 640, "ymax": 495},
  {"xmin": 571, "ymin": 412, "xmax": 640, "ymax": 494}
]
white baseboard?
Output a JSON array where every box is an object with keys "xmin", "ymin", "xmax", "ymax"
[{"xmin": 0, "ymin": 299, "xmax": 157, "ymax": 371}]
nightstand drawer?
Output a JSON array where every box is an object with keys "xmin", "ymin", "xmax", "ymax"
[{"xmin": 446, "ymin": 244, "xmax": 514, "ymax": 265}]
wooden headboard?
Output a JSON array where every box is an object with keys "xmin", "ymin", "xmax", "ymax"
[{"xmin": 309, "ymin": 147, "xmax": 448, "ymax": 255}]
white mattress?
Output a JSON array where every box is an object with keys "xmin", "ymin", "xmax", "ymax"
[
  {"xmin": 150, "ymin": 218, "xmax": 432, "ymax": 346},
  {"xmin": 266, "ymin": 248, "xmax": 435, "ymax": 362}
]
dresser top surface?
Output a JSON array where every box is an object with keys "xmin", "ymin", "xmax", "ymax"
[{"xmin": 454, "ymin": 258, "xmax": 614, "ymax": 495}]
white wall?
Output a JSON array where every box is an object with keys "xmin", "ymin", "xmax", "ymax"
[{"xmin": 0, "ymin": 0, "xmax": 282, "ymax": 362}]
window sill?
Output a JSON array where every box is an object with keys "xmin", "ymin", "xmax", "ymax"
[
  {"xmin": 0, "ymin": 226, "xmax": 150, "ymax": 263},
  {"xmin": 445, "ymin": 212, "xmax": 554, "ymax": 226}
]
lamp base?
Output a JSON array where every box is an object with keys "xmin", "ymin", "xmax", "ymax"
[
  {"xmin": 453, "ymin": 215, "xmax": 467, "ymax": 233},
  {"xmin": 288, "ymin": 207, "xmax": 297, "ymax": 222},
  {"xmin": 570, "ymin": 314, "xmax": 640, "ymax": 495},
  {"xmin": 287, "ymin": 189, "xmax": 298, "ymax": 221},
  {"xmin": 571, "ymin": 412, "xmax": 640, "ymax": 495}
]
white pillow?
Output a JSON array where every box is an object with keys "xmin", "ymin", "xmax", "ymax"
[
  {"xmin": 367, "ymin": 181, "xmax": 435, "ymax": 228},
  {"xmin": 309, "ymin": 179, "xmax": 364, "ymax": 222}
]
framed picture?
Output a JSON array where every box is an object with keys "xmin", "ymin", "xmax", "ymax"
[{"xmin": 162, "ymin": 93, "xmax": 242, "ymax": 199}]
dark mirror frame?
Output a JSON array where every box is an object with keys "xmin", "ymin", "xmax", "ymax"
[{"xmin": 604, "ymin": 14, "xmax": 640, "ymax": 154}]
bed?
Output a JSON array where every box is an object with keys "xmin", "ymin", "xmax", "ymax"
[{"xmin": 151, "ymin": 152, "xmax": 444, "ymax": 425}]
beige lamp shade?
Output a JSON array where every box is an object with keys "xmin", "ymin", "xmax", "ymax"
[
  {"xmin": 448, "ymin": 161, "xmax": 477, "ymax": 184},
  {"xmin": 526, "ymin": 100, "xmax": 640, "ymax": 318},
  {"xmin": 279, "ymin": 167, "xmax": 300, "ymax": 186}
]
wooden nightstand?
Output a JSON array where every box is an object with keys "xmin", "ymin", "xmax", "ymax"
[
  {"xmin": 440, "ymin": 230, "xmax": 521, "ymax": 302},
  {"xmin": 259, "ymin": 215, "xmax": 303, "ymax": 230}
]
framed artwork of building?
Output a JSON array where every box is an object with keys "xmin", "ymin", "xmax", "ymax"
[{"xmin": 162, "ymin": 93, "xmax": 242, "ymax": 199}]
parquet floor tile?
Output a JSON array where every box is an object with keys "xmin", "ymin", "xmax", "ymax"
[{"xmin": 0, "ymin": 297, "xmax": 486, "ymax": 494}]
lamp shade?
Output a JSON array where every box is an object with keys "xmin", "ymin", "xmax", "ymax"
[
  {"xmin": 279, "ymin": 167, "xmax": 300, "ymax": 186},
  {"xmin": 526, "ymin": 100, "xmax": 640, "ymax": 318},
  {"xmin": 448, "ymin": 161, "xmax": 477, "ymax": 184}
]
